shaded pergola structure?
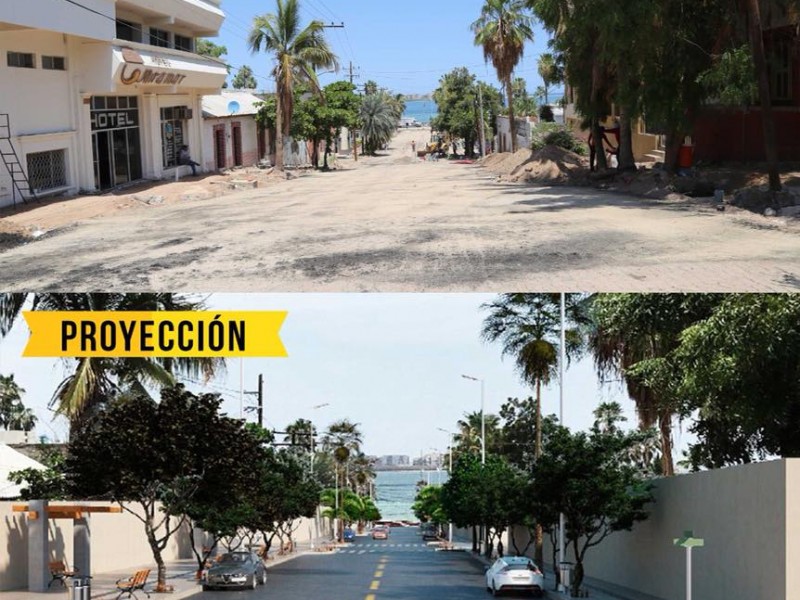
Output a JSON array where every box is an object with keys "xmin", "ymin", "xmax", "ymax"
[{"xmin": 12, "ymin": 501, "xmax": 122, "ymax": 591}]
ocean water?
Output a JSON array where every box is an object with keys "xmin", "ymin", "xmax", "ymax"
[
  {"xmin": 374, "ymin": 470, "xmax": 449, "ymax": 521},
  {"xmin": 402, "ymin": 99, "xmax": 438, "ymax": 124}
]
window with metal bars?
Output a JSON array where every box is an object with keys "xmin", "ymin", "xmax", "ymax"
[
  {"xmin": 26, "ymin": 149, "xmax": 67, "ymax": 192},
  {"xmin": 42, "ymin": 56, "xmax": 66, "ymax": 71},
  {"xmin": 7, "ymin": 52, "xmax": 35, "ymax": 69}
]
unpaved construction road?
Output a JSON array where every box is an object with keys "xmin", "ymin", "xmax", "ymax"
[{"xmin": 1, "ymin": 128, "xmax": 798, "ymax": 292}]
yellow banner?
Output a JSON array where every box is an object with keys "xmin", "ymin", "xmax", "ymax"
[{"xmin": 22, "ymin": 311, "xmax": 288, "ymax": 358}]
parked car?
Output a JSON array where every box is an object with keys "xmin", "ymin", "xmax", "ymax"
[
  {"xmin": 372, "ymin": 525, "xmax": 389, "ymax": 540},
  {"xmin": 485, "ymin": 556, "xmax": 544, "ymax": 597},
  {"xmin": 203, "ymin": 551, "xmax": 267, "ymax": 591},
  {"xmin": 343, "ymin": 527, "xmax": 356, "ymax": 542},
  {"xmin": 421, "ymin": 523, "xmax": 439, "ymax": 540}
]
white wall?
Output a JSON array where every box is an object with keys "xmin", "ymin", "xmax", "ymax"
[
  {"xmin": 513, "ymin": 459, "xmax": 799, "ymax": 600},
  {"xmin": 0, "ymin": 0, "xmax": 114, "ymax": 41},
  {"xmin": 202, "ymin": 116, "xmax": 261, "ymax": 172}
]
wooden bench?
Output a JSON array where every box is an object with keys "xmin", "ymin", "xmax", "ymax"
[
  {"xmin": 115, "ymin": 569, "xmax": 151, "ymax": 600},
  {"xmin": 48, "ymin": 560, "xmax": 77, "ymax": 588}
]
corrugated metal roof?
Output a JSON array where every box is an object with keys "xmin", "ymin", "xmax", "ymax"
[{"xmin": 201, "ymin": 91, "xmax": 267, "ymax": 118}]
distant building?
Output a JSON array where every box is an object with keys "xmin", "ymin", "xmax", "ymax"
[
  {"xmin": 413, "ymin": 452, "xmax": 444, "ymax": 469},
  {"xmin": 376, "ymin": 455, "xmax": 411, "ymax": 467}
]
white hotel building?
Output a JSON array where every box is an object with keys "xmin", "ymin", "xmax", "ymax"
[{"xmin": 0, "ymin": 0, "xmax": 227, "ymax": 208}]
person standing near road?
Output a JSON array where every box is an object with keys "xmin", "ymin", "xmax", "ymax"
[{"xmin": 411, "ymin": 140, "xmax": 416, "ymax": 157}]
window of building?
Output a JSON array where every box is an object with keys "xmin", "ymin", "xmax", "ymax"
[
  {"xmin": 769, "ymin": 37, "xmax": 792, "ymax": 103},
  {"xmin": 27, "ymin": 149, "xmax": 67, "ymax": 192},
  {"xmin": 42, "ymin": 56, "xmax": 66, "ymax": 71},
  {"xmin": 116, "ymin": 20, "xmax": 142, "ymax": 43},
  {"xmin": 7, "ymin": 52, "xmax": 35, "ymax": 69},
  {"xmin": 160, "ymin": 106, "xmax": 191, "ymax": 168},
  {"xmin": 149, "ymin": 28, "xmax": 170, "ymax": 48},
  {"xmin": 174, "ymin": 35, "xmax": 193, "ymax": 52}
]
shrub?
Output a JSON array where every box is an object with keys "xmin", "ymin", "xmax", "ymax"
[
  {"xmin": 539, "ymin": 104, "xmax": 555, "ymax": 122},
  {"xmin": 531, "ymin": 123, "xmax": 587, "ymax": 156}
]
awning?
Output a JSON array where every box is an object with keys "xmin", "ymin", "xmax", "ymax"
[{"xmin": 112, "ymin": 45, "xmax": 227, "ymax": 92}]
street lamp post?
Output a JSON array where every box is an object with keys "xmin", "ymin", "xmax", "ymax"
[
  {"xmin": 437, "ymin": 427, "xmax": 455, "ymax": 545},
  {"xmin": 461, "ymin": 375, "xmax": 485, "ymax": 464},
  {"xmin": 461, "ymin": 374, "xmax": 486, "ymax": 554},
  {"xmin": 558, "ymin": 293, "xmax": 567, "ymax": 592}
]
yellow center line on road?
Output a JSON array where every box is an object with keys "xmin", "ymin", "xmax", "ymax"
[
  {"xmin": 365, "ymin": 595, "xmax": 376, "ymax": 600},
  {"xmin": 374, "ymin": 569, "xmax": 384, "ymax": 578},
  {"xmin": 370, "ymin": 580, "xmax": 381, "ymax": 591}
]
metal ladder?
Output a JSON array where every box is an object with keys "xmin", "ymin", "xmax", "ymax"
[{"xmin": 0, "ymin": 113, "xmax": 37, "ymax": 206}]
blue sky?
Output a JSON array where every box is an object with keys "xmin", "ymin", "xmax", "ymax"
[
  {"xmin": 0, "ymin": 294, "xmax": 696, "ymax": 459},
  {"xmin": 214, "ymin": 0, "xmax": 563, "ymax": 96}
]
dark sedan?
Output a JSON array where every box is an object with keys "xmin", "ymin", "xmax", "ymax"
[{"xmin": 203, "ymin": 551, "xmax": 267, "ymax": 590}]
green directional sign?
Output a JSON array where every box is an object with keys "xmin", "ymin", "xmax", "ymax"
[{"xmin": 673, "ymin": 530, "xmax": 705, "ymax": 548}]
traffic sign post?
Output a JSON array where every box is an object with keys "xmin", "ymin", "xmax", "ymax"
[{"xmin": 673, "ymin": 531, "xmax": 705, "ymax": 600}]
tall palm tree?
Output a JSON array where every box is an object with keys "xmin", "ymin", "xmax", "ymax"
[
  {"xmin": 359, "ymin": 94, "xmax": 396, "ymax": 155},
  {"xmin": 536, "ymin": 53, "xmax": 560, "ymax": 105},
  {"xmin": 0, "ymin": 293, "xmax": 223, "ymax": 436},
  {"xmin": 588, "ymin": 294, "xmax": 720, "ymax": 476},
  {"xmin": 481, "ymin": 293, "xmax": 586, "ymax": 569},
  {"xmin": 248, "ymin": 0, "xmax": 338, "ymax": 171},
  {"xmin": 472, "ymin": 0, "xmax": 534, "ymax": 153},
  {"xmin": 454, "ymin": 411, "xmax": 501, "ymax": 457}
]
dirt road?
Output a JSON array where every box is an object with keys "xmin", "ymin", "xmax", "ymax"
[{"xmin": 1, "ymin": 128, "xmax": 798, "ymax": 291}]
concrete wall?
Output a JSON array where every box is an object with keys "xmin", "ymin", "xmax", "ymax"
[
  {"xmin": 512, "ymin": 459, "xmax": 799, "ymax": 600},
  {"xmin": 0, "ymin": 0, "xmax": 114, "ymax": 41},
  {"xmin": 0, "ymin": 501, "xmax": 193, "ymax": 591},
  {"xmin": 202, "ymin": 116, "xmax": 261, "ymax": 172}
]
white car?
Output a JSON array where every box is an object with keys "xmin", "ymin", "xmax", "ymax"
[{"xmin": 485, "ymin": 556, "xmax": 544, "ymax": 597}]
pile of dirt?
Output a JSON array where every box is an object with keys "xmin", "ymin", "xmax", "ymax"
[{"xmin": 483, "ymin": 146, "xmax": 588, "ymax": 184}]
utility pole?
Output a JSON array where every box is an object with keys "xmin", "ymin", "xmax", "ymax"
[
  {"xmin": 349, "ymin": 60, "xmax": 359, "ymax": 162},
  {"xmin": 478, "ymin": 84, "xmax": 486, "ymax": 158},
  {"xmin": 257, "ymin": 373, "xmax": 264, "ymax": 428}
]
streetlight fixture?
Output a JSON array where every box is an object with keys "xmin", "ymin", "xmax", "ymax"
[
  {"xmin": 437, "ymin": 427, "xmax": 455, "ymax": 545},
  {"xmin": 461, "ymin": 374, "xmax": 485, "ymax": 465}
]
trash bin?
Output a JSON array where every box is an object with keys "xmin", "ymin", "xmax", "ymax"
[
  {"xmin": 678, "ymin": 136, "xmax": 694, "ymax": 169},
  {"xmin": 72, "ymin": 577, "xmax": 90, "ymax": 600},
  {"xmin": 559, "ymin": 562, "xmax": 573, "ymax": 591}
]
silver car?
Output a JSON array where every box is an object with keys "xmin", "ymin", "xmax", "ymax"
[
  {"xmin": 203, "ymin": 551, "xmax": 267, "ymax": 591},
  {"xmin": 485, "ymin": 556, "xmax": 544, "ymax": 597}
]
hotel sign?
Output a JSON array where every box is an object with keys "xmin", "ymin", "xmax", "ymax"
[
  {"xmin": 91, "ymin": 108, "xmax": 139, "ymax": 131},
  {"xmin": 120, "ymin": 64, "xmax": 187, "ymax": 86}
]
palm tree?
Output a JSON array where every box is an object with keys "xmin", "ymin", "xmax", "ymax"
[
  {"xmin": 248, "ymin": 0, "xmax": 338, "ymax": 171},
  {"xmin": 588, "ymin": 294, "xmax": 720, "ymax": 477},
  {"xmin": 481, "ymin": 293, "xmax": 586, "ymax": 568},
  {"xmin": 472, "ymin": 0, "xmax": 535, "ymax": 153},
  {"xmin": 359, "ymin": 94, "xmax": 396, "ymax": 155},
  {"xmin": 0, "ymin": 293, "xmax": 223, "ymax": 436},
  {"xmin": 536, "ymin": 53, "xmax": 560, "ymax": 105},
  {"xmin": 592, "ymin": 401, "xmax": 626, "ymax": 434},
  {"xmin": 455, "ymin": 411, "xmax": 501, "ymax": 457}
]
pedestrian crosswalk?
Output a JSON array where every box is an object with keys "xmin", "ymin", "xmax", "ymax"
[{"xmin": 336, "ymin": 543, "xmax": 432, "ymax": 554}]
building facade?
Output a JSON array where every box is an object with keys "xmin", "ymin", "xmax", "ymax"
[
  {"xmin": 0, "ymin": 0, "xmax": 227, "ymax": 208},
  {"xmin": 202, "ymin": 91, "xmax": 267, "ymax": 171}
]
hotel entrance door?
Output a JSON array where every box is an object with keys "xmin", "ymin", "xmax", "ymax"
[{"xmin": 91, "ymin": 96, "xmax": 142, "ymax": 190}]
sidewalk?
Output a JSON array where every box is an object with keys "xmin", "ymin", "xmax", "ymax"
[{"xmin": 0, "ymin": 539, "xmax": 334, "ymax": 600}]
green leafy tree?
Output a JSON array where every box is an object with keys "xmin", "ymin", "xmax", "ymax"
[
  {"xmin": 196, "ymin": 39, "xmax": 228, "ymax": 59},
  {"xmin": 0, "ymin": 374, "xmax": 36, "ymax": 432},
  {"xmin": 65, "ymin": 386, "xmax": 264, "ymax": 590},
  {"xmin": 8, "ymin": 444, "xmax": 67, "ymax": 500},
  {"xmin": 231, "ymin": 65, "xmax": 258, "ymax": 89},
  {"xmin": 432, "ymin": 68, "xmax": 481, "ymax": 158},
  {"xmin": 454, "ymin": 411, "xmax": 502, "ymax": 459},
  {"xmin": 412, "ymin": 485, "xmax": 447, "ymax": 526},
  {"xmin": 532, "ymin": 422, "xmax": 654, "ymax": 595},
  {"xmin": 441, "ymin": 453, "xmax": 527, "ymax": 558},
  {"xmin": 588, "ymin": 293, "xmax": 720, "ymax": 475},
  {"xmin": 0, "ymin": 294, "xmax": 222, "ymax": 436},
  {"xmin": 472, "ymin": 0, "xmax": 535, "ymax": 153},
  {"xmin": 248, "ymin": 0, "xmax": 338, "ymax": 171},
  {"xmin": 639, "ymin": 294, "xmax": 800, "ymax": 469}
]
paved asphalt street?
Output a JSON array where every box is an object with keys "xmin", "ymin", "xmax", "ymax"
[{"xmin": 197, "ymin": 527, "xmax": 496, "ymax": 600}]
